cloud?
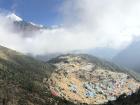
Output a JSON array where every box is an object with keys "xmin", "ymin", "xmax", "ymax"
[
  {"xmin": 1, "ymin": 0, "xmax": 140, "ymax": 55},
  {"xmin": 61, "ymin": 0, "xmax": 140, "ymax": 47}
]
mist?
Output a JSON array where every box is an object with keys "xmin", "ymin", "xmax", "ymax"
[{"xmin": 1, "ymin": 0, "xmax": 140, "ymax": 55}]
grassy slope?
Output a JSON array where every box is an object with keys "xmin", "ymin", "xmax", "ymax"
[
  {"xmin": 0, "ymin": 48, "xmax": 140, "ymax": 105},
  {"xmin": 0, "ymin": 46, "xmax": 73, "ymax": 105}
]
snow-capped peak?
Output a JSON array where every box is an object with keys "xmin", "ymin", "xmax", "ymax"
[
  {"xmin": 30, "ymin": 22, "xmax": 44, "ymax": 28},
  {"xmin": 7, "ymin": 13, "xmax": 23, "ymax": 22}
]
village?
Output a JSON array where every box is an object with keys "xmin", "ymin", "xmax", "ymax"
[{"xmin": 47, "ymin": 55, "xmax": 140, "ymax": 104}]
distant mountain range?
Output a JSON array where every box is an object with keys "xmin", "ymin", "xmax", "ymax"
[
  {"xmin": 113, "ymin": 39, "xmax": 140, "ymax": 73},
  {"xmin": 5, "ymin": 13, "xmax": 121, "ymax": 61},
  {"xmin": 7, "ymin": 13, "xmax": 46, "ymax": 29},
  {"xmin": 6, "ymin": 13, "xmax": 48, "ymax": 37}
]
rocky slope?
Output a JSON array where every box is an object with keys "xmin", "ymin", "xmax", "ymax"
[
  {"xmin": 48, "ymin": 54, "xmax": 140, "ymax": 105},
  {"xmin": 0, "ymin": 45, "xmax": 140, "ymax": 105}
]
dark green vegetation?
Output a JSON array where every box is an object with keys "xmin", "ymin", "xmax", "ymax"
[
  {"xmin": 0, "ymin": 45, "xmax": 72, "ymax": 105},
  {"xmin": 0, "ymin": 46, "xmax": 140, "ymax": 105},
  {"xmin": 103, "ymin": 88, "xmax": 140, "ymax": 105}
]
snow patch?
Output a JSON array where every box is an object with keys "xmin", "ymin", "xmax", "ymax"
[
  {"xmin": 30, "ymin": 22, "xmax": 43, "ymax": 28},
  {"xmin": 7, "ymin": 13, "xmax": 23, "ymax": 22}
]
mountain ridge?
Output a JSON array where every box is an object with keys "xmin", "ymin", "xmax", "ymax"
[
  {"xmin": 0, "ymin": 45, "xmax": 140, "ymax": 105},
  {"xmin": 113, "ymin": 39, "xmax": 140, "ymax": 73},
  {"xmin": 47, "ymin": 54, "xmax": 140, "ymax": 104}
]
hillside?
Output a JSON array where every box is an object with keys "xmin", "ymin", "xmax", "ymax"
[
  {"xmin": 113, "ymin": 40, "xmax": 140, "ymax": 73},
  {"xmin": 0, "ymin": 46, "xmax": 140, "ymax": 105},
  {"xmin": 47, "ymin": 54, "xmax": 140, "ymax": 105},
  {"xmin": 0, "ymin": 45, "xmax": 75, "ymax": 105}
]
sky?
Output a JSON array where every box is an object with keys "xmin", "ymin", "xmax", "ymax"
[
  {"xmin": 0, "ymin": 0, "xmax": 140, "ymax": 56},
  {"xmin": 0, "ymin": 0, "xmax": 64, "ymax": 26}
]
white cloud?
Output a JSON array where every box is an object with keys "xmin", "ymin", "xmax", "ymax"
[
  {"xmin": 1, "ymin": 0, "xmax": 140, "ymax": 55},
  {"xmin": 61, "ymin": 0, "xmax": 140, "ymax": 48}
]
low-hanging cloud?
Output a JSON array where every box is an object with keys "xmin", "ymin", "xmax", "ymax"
[{"xmin": 1, "ymin": 0, "xmax": 140, "ymax": 55}]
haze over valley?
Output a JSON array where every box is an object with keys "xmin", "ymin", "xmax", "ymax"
[{"xmin": 0, "ymin": 0, "xmax": 140, "ymax": 105}]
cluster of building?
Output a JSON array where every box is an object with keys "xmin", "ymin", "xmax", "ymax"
[
  {"xmin": 74, "ymin": 69, "xmax": 139, "ymax": 100},
  {"xmin": 47, "ymin": 55, "xmax": 140, "ymax": 104}
]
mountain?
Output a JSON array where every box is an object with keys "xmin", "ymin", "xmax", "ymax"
[
  {"xmin": 7, "ymin": 13, "xmax": 46, "ymax": 29},
  {"xmin": 0, "ymin": 45, "xmax": 76, "ymax": 105},
  {"xmin": 0, "ymin": 46, "xmax": 140, "ymax": 105},
  {"xmin": 6, "ymin": 13, "xmax": 48, "ymax": 37},
  {"xmin": 6, "ymin": 13, "xmax": 119, "ymax": 61},
  {"xmin": 35, "ymin": 47, "xmax": 119, "ymax": 62},
  {"xmin": 47, "ymin": 54, "xmax": 140, "ymax": 105},
  {"xmin": 85, "ymin": 47, "xmax": 119, "ymax": 60},
  {"xmin": 113, "ymin": 40, "xmax": 140, "ymax": 73},
  {"xmin": 7, "ymin": 13, "xmax": 23, "ymax": 22}
]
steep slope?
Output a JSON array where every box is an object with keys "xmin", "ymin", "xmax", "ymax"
[
  {"xmin": 47, "ymin": 54, "xmax": 140, "ymax": 105},
  {"xmin": 0, "ymin": 45, "xmax": 76, "ymax": 105},
  {"xmin": 1, "ymin": 46, "xmax": 140, "ymax": 105},
  {"xmin": 6, "ymin": 13, "xmax": 47, "ymax": 37},
  {"xmin": 7, "ymin": 13, "xmax": 23, "ymax": 22},
  {"xmin": 113, "ymin": 40, "xmax": 140, "ymax": 73}
]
